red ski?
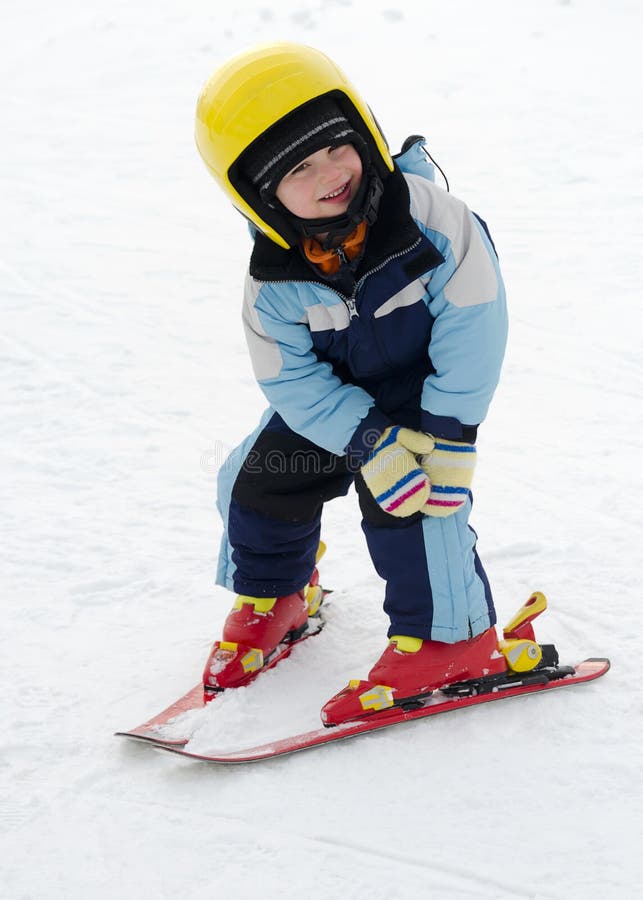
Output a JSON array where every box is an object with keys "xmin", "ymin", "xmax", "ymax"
[
  {"xmin": 115, "ymin": 619, "xmax": 325, "ymax": 747},
  {"xmin": 116, "ymin": 592, "xmax": 608, "ymax": 759},
  {"xmin": 148, "ymin": 658, "xmax": 609, "ymax": 764}
]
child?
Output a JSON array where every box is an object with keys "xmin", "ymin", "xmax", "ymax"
[{"xmin": 195, "ymin": 42, "xmax": 508, "ymax": 724}]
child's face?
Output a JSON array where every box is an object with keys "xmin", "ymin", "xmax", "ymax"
[{"xmin": 275, "ymin": 144, "xmax": 363, "ymax": 222}]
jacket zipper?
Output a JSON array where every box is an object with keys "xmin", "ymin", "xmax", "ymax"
[
  {"xmin": 347, "ymin": 236, "xmax": 423, "ymax": 318},
  {"xmin": 261, "ymin": 236, "xmax": 423, "ymax": 321}
]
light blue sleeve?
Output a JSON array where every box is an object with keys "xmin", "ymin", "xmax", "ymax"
[
  {"xmin": 413, "ymin": 190, "xmax": 508, "ymax": 434},
  {"xmin": 242, "ymin": 275, "xmax": 380, "ymax": 456}
]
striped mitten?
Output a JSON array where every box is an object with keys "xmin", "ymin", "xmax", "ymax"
[
  {"xmin": 420, "ymin": 438, "xmax": 477, "ymax": 517},
  {"xmin": 361, "ymin": 426, "xmax": 434, "ymax": 517}
]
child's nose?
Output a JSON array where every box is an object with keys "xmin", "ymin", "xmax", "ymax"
[{"xmin": 319, "ymin": 158, "xmax": 342, "ymax": 183}]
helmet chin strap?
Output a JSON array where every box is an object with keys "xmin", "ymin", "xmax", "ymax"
[{"xmin": 289, "ymin": 169, "xmax": 383, "ymax": 250}]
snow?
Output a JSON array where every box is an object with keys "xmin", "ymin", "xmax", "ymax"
[{"xmin": 2, "ymin": 0, "xmax": 642, "ymax": 897}]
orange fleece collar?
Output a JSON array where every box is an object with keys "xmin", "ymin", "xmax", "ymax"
[{"xmin": 301, "ymin": 220, "xmax": 367, "ymax": 276}]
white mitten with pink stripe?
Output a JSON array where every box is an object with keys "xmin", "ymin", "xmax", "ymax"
[
  {"xmin": 420, "ymin": 438, "xmax": 477, "ymax": 517},
  {"xmin": 361, "ymin": 426, "xmax": 434, "ymax": 517}
]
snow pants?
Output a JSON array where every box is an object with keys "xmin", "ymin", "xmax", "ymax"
[{"xmin": 216, "ymin": 410, "xmax": 495, "ymax": 643}]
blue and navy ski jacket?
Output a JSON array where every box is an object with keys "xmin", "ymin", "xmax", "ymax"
[{"xmin": 241, "ymin": 139, "xmax": 508, "ymax": 464}]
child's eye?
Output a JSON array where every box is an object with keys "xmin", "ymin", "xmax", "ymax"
[{"xmin": 289, "ymin": 161, "xmax": 309, "ymax": 176}]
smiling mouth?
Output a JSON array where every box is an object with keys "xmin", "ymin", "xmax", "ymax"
[{"xmin": 319, "ymin": 180, "xmax": 351, "ymax": 202}]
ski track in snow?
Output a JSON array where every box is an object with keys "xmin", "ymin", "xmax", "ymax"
[{"xmin": 3, "ymin": 1, "xmax": 643, "ymax": 898}]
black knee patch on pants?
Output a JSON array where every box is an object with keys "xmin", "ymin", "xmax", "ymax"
[{"xmin": 232, "ymin": 422, "xmax": 353, "ymax": 523}]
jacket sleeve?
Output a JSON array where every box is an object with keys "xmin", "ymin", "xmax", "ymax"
[
  {"xmin": 242, "ymin": 273, "xmax": 391, "ymax": 462},
  {"xmin": 407, "ymin": 176, "xmax": 508, "ymax": 441}
]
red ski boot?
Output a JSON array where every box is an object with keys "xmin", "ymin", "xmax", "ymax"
[
  {"xmin": 203, "ymin": 560, "xmax": 326, "ymax": 695},
  {"xmin": 321, "ymin": 628, "xmax": 507, "ymax": 726},
  {"xmin": 321, "ymin": 593, "xmax": 553, "ymax": 726}
]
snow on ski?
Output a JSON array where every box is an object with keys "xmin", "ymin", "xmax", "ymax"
[
  {"xmin": 120, "ymin": 658, "xmax": 609, "ymax": 763},
  {"xmin": 115, "ymin": 617, "xmax": 326, "ymax": 747}
]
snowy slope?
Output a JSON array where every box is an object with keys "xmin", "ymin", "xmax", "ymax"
[{"xmin": 2, "ymin": 1, "xmax": 642, "ymax": 898}]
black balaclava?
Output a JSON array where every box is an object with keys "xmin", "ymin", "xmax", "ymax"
[{"xmin": 242, "ymin": 96, "xmax": 383, "ymax": 250}]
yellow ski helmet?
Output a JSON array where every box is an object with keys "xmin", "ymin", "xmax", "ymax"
[{"xmin": 195, "ymin": 42, "xmax": 394, "ymax": 249}]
